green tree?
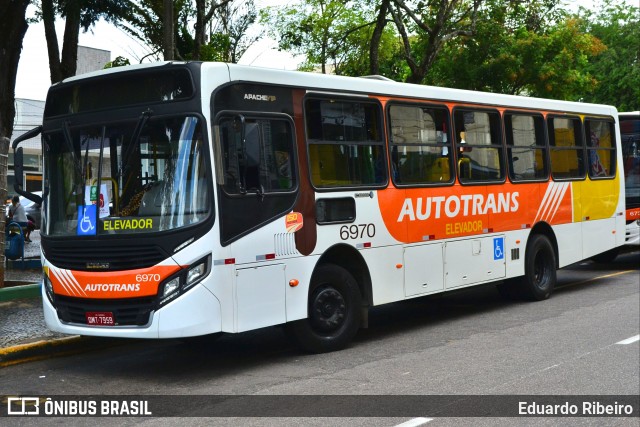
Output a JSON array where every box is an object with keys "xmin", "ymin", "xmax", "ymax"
[
  {"xmin": 577, "ymin": 0, "xmax": 640, "ymax": 111},
  {"xmin": 41, "ymin": 0, "xmax": 129, "ymax": 83},
  {"xmin": 389, "ymin": 0, "xmax": 481, "ymax": 84},
  {"xmin": 262, "ymin": 0, "xmax": 384, "ymax": 75},
  {"xmin": 104, "ymin": 56, "xmax": 132, "ymax": 68},
  {"xmin": 427, "ymin": 0, "xmax": 606, "ymax": 100},
  {"xmin": 120, "ymin": 0, "xmax": 255, "ymax": 62}
]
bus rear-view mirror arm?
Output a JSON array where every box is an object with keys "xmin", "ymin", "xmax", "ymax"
[{"xmin": 11, "ymin": 126, "xmax": 43, "ymax": 205}]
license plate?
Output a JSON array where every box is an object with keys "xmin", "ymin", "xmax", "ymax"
[{"xmin": 86, "ymin": 311, "xmax": 114, "ymax": 326}]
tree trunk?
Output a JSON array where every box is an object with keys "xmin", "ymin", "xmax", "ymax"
[
  {"xmin": 43, "ymin": 0, "xmax": 82, "ymax": 83},
  {"xmin": 163, "ymin": 0, "xmax": 175, "ymax": 60},
  {"xmin": 0, "ymin": 0, "xmax": 30, "ymax": 287},
  {"xmin": 42, "ymin": 0, "xmax": 63, "ymax": 83},
  {"xmin": 60, "ymin": 1, "xmax": 81, "ymax": 80},
  {"xmin": 369, "ymin": 0, "xmax": 390, "ymax": 75},
  {"xmin": 194, "ymin": 0, "xmax": 205, "ymax": 60}
]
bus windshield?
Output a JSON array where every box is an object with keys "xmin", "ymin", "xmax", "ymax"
[{"xmin": 43, "ymin": 115, "xmax": 210, "ymax": 236}]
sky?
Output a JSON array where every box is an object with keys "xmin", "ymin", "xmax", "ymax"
[{"xmin": 13, "ymin": 0, "xmax": 632, "ymax": 102}]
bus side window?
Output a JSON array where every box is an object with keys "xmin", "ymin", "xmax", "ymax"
[
  {"xmin": 505, "ymin": 113, "xmax": 548, "ymax": 181},
  {"xmin": 305, "ymin": 97, "xmax": 386, "ymax": 188},
  {"xmin": 548, "ymin": 116, "xmax": 585, "ymax": 180},
  {"xmin": 388, "ymin": 103, "xmax": 453, "ymax": 185},
  {"xmin": 585, "ymin": 118, "xmax": 616, "ymax": 179},
  {"xmin": 453, "ymin": 109, "xmax": 504, "ymax": 183}
]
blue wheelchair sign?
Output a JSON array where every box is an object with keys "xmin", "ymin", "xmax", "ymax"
[
  {"xmin": 493, "ymin": 237, "xmax": 504, "ymax": 260},
  {"xmin": 77, "ymin": 205, "xmax": 97, "ymax": 236}
]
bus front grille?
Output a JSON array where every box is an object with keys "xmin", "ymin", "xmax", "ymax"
[
  {"xmin": 54, "ymin": 295, "xmax": 157, "ymax": 326},
  {"xmin": 43, "ymin": 244, "xmax": 169, "ymax": 271}
]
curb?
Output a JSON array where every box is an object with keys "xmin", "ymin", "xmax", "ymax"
[
  {"xmin": 6, "ymin": 259, "xmax": 42, "ymax": 269},
  {"xmin": 0, "ymin": 283, "xmax": 41, "ymax": 301},
  {"xmin": 0, "ymin": 336, "xmax": 130, "ymax": 368}
]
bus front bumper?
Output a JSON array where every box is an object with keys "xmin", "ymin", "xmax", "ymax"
[
  {"xmin": 42, "ymin": 283, "xmax": 222, "ymax": 339},
  {"xmin": 626, "ymin": 220, "xmax": 640, "ymax": 246}
]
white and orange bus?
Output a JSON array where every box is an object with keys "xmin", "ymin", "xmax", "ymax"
[{"xmin": 12, "ymin": 62, "xmax": 625, "ymax": 352}]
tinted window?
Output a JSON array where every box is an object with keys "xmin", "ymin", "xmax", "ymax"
[
  {"xmin": 45, "ymin": 69, "xmax": 194, "ymax": 116},
  {"xmin": 218, "ymin": 115, "xmax": 296, "ymax": 195},
  {"xmin": 453, "ymin": 110, "xmax": 504, "ymax": 182},
  {"xmin": 388, "ymin": 104, "xmax": 452, "ymax": 185},
  {"xmin": 305, "ymin": 98, "xmax": 386, "ymax": 188},
  {"xmin": 548, "ymin": 116, "xmax": 584, "ymax": 179},
  {"xmin": 505, "ymin": 114, "xmax": 548, "ymax": 181},
  {"xmin": 585, "ymin": 118, "xmax": 616, "ymax": 179}
]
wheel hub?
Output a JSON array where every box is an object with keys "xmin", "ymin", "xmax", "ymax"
[{"xmin": 310, "ymin": 287, "xmax": 347, "ymax": 332}]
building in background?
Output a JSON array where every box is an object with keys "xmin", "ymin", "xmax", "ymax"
[{"xmin": 8, "ymin": 47, "xmax": 111, "ymax": 195}]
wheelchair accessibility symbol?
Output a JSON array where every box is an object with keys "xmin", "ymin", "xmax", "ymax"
[
  {"xmin": 493, "ymin": 237, "xmax": 504, "ymax": 260},
  {"xmin": 77, "ymin": 205, "xmax": 97, "ymax": 236}
]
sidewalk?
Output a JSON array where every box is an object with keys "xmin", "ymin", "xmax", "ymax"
[
  {"xmin": 1, "ymin": 231, "xmax": 139, "ymax": 367},
  {"xmin": 1, "ymin": 229, "xmax": 72, "ymax": 365}
]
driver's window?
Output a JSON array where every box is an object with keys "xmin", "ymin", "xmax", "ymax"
[{"xmin": 218, "ymin": 115, "xmax": 296, "ymax": 195}]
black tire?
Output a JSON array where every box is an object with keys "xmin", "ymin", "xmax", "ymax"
[
  {"xmin": 286, "ymin": 264, "xmax": 361, "ymax": 353},
  {"xmin": 591, "ymin": 247, "xmax": 620, "ymax": 263},
  {"xmin": 521, "ymin": 234, "xmax": 557, "ymax": 301}
]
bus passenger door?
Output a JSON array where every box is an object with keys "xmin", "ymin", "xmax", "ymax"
[
  {"xmin": 235, "ymin": 264, "xmax": 286, "ymax": 332},
  {"xmin": 444, "ymin": 236, "xmax": 506, "ymax": 289},
  {"xmin": 404, "ymin": 243, "xmax": 445, "ymax": 297}
]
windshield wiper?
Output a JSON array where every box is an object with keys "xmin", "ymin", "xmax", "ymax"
[
  {"xmin": 119, "ymin": 109, "xmax": 153, "ymax": 179},
  {"xmin": 62, "ymin": 121, "xmax": 84, "ymax": 178}
]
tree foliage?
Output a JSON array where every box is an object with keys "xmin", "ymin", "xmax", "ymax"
[
  {"xmin": 389, "ymin": 0, "xmax": 481, "ymax": 83},
  {"xmin": 262, "ymin": 0, "xmax": 382, "ymax": 75},
  {"xmin": 576, "ymin": 0, "xmax": 639, "ymax": 111},
  {"xmin": 426, "ymin": 0, "xmax": 607, "ymax": 100},
  {"xmin": 118, "ymin": 0, "xmax": 258, "ymax": 62}
]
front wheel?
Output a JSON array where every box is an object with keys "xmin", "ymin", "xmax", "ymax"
[
  {"xmin": 521, "ymin": 234, "xmax": 557, "ymax": 301},
  {"xmin": 286, "ymin": 265, "xmax": 361, "ymax": 353}
]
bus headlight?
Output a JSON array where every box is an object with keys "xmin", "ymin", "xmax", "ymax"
[
  {"xmin": 162, "ymin": 277, "xmax": 180, "ymax": 299},
  {"xmin": 185, "ymin": 262, "xmax": 206, "ymax": 289},
  {"xmin": 158, "ymin": 255, "xmax": 211, "ymax": 307}
]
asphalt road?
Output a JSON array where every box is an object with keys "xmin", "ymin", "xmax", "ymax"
[{"xmin": 1, "ymin": 251, "xmax": 638, "ymax": 426}]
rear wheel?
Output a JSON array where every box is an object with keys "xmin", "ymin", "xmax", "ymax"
[
  {"xmin": 521, "ymin": 234, "xmax": 556, "ymax": 301},
  {"xmin": 286, "ymin": 264, "xmax": 361, "ymax": 353}
]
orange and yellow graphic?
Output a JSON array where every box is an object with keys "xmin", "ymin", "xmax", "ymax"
[{"xmin": 378, "ymin": 182, "xmax": 574, "ymax": 243}]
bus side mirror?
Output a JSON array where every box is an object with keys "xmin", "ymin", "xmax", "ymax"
[{"xmin": 12, "ymin": 126, "xmax": 43, "ymax": 205}]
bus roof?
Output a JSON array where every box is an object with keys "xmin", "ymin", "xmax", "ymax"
[
  {"xmin": 221, "ymin": 63, "xmax": 618, "ymax": 117},
  {"xmin": 57, "ymin": 61, "xmax": 619, "ymax": 117}
]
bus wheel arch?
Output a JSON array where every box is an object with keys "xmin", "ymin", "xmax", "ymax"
[
  {"xmin": 521, "ymin": 223, "xmax": 558, "ymax": 300},
  {"xmin": 529, "ymin": 222, "xmax": 559, "ymax": 269},
  {"xmin": 315, "ymin": 243, "xmax": 372, "ymax": 308},
  {"xmin": 497, "ymin": 222, "xmax": 558, "ymax": 301},
  {"xmin": 286, "ymin": 244, "xmax": 370, "ymax": 353}
]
